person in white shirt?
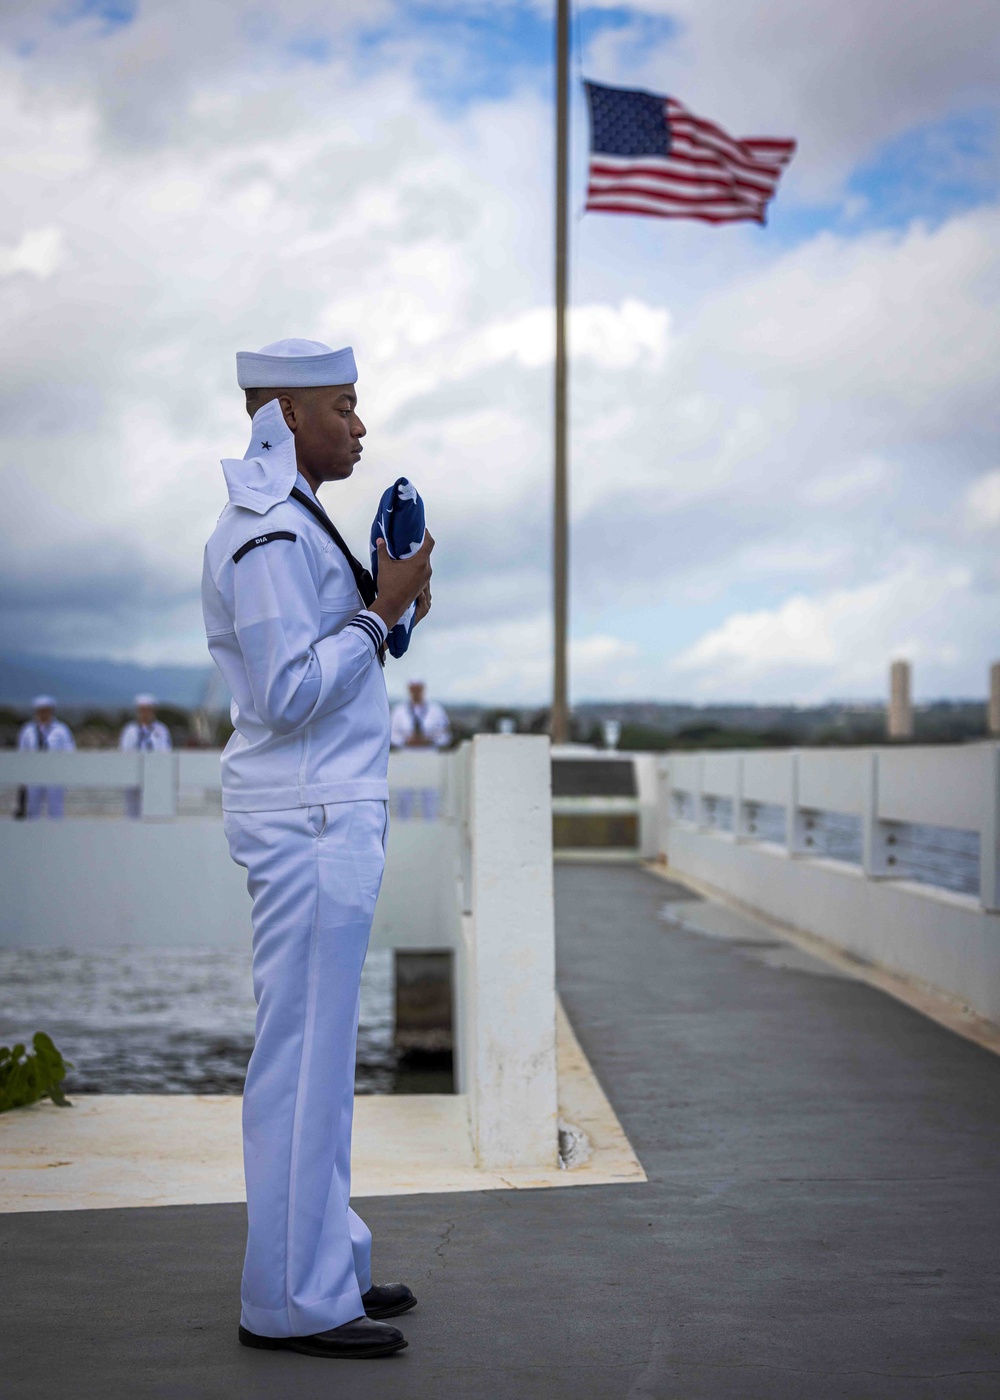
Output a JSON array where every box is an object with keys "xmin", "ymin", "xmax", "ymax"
[
  {"xmin": 202, "ymin": 337, "xmax": 433, "ymax": 1362},
  {"xmin": 390, "ymin": 680, "xmax": 451, "ymax": 750},
  {"xmin": 17, "ymin": 695, "xmax": 75, "ymax": 819},
  {"xmin": 390, "ymin": 680, "xmax": 451, "ymax": 819},
  {"xmin": 119, "ymin": 694, "xmax": 173, "ymax": 818}
]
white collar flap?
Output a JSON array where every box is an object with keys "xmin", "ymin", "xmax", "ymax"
[{"xmin": 221, "ymin": 400, "xmax": 298, "ymax": 514}]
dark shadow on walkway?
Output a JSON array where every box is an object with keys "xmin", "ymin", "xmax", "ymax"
[{"xmin": 3, "ymin": 864, "xmax": 1000, "ymax": 1398}]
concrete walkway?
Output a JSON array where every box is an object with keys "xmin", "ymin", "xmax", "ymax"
[
  {"xmin": 4, "ymin": 864, "xmax": 1000, "ymax": 1398},
  {"xmin": 0, "ymin": 1001, "xmax": 643, "ymax": 1211}
]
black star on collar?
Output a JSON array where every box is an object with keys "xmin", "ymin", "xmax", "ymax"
[{"xmin": 260, "ymin": 440, "xmax": 271, "ymax": 450}]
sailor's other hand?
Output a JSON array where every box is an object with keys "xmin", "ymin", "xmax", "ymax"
[
  {"xmin": 413, "ymin": 583, "xmax": 432, "ymax": 628},
  {"xmin": 370, "ymin": 532, "xmax": 434, "ymax": 632}
]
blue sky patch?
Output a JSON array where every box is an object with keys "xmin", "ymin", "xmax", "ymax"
[
  {"xmin": 355, "ymin": 2, "xmax": 676, "ymax": 114},
  {"xmin": 57, "ymin": 0, "xmax": 137, "ymax": 31}
]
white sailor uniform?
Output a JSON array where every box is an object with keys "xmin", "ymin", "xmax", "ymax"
[
  {"xmin": 202, "ymin": 392, "xmax": 389, "ymax": 1339},
  {"xmin": 18, "ymin": 717, "xmax": 75, "ymax": 818},
  {"xmin": 390, "ymin": 700, "xmax": 451, "ymax": 819},
  {"xmin": 120, "ymin": 719, "xmax": 172, "ymax": 752},
  {"xmin": 389, "ymin": 699, "xmax": 451, "ymax": 751},
  {"xmin": 119, "ymin": 719, "xmax": 173, "ymax": 817}
]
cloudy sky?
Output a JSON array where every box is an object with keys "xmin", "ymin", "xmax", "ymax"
[{"xmin": 1, "ymin": 0, "xmax": 998, "ymax": 704}]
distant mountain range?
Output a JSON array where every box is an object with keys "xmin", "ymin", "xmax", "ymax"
[
  {"xmin": 0, "ymin": 653, "xmax": 215, "ymax": 710},
  {"xmin": 0, "ymin": 653, "xmax": 989, "ymax": 745}
]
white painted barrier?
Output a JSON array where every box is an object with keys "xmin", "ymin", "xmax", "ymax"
[
  {"xmin": 459, "ymin": 735, "xmax": 558, "ymax": 1170},
  {"xmin": 0, "ymin": 739, "xmax": 559, "ymax": 1170},
  {"xmin": 661, "ymin": 743, "xmax": 1000, "ymax": 1024}
]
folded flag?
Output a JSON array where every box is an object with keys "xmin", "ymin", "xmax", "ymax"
[
  {"xmin": 370, "ymin": 478, "xmax": 426, "ymax": 659},
  {"xmin": 584, "ymin": 80, "xmax": 796, "ymax": 225}
]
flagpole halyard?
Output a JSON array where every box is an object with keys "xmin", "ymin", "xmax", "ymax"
[{"xmin": 552, "ymin": 0, "xmax": 571, "ymax": 745}]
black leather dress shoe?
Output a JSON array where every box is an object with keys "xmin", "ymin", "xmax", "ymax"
[
  {"xmin": 361, "ymin": 1282, "xmax": 418, "ymax": 1319},
  {"xmin": 238, "ymin": 1316, "xmax": 407, "ymax": 1359}
]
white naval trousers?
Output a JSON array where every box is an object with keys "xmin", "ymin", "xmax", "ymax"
[
  {"xmin": 224, "ymin": 799, "xmax": 389, "ymax": 1338},
  {"xmin": 395, "ymin": 787, "xmax": 441, "ymax": 821},
  {"xmin": 24, "ymin": 787, "xmax": 65, "ymax": 819}
]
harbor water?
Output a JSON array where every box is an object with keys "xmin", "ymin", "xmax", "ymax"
[{"xmin": 0, "ymin": 947, "xmax": 397, "ymax": 1095}]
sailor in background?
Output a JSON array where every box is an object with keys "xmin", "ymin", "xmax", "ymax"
[
  {"xmin": 17, "ymin": 695, "xmax": 75, "ymax": 819},
  {"xmin": 202, "ymin": 338, "xmax": 433, "ymax": 1362},
  {"xmin": 390, "ymin": 680, "xmax": 451, "ymax": 820},
  {"xmin": 119, "ymin": 694, "xmax": 173, "ymax": 818}
]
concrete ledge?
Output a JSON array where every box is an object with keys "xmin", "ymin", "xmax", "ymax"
[
  {"xmin": 0, "ymin": 1000, "xmax": 644, "ymax": 1213},
  {"xmin": 664, "ymin": 824, "xmax": 1000, "ymax": 1024},
  {"xmin": 555, "ymin": 848, "xmax": 642, "ymax": 864}
]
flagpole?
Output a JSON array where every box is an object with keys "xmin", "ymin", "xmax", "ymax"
[{"xmin": 552, "ymin": 0, "xmax": 570, "ymax": 745}]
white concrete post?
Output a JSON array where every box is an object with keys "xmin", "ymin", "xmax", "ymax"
[
  {"xmin": 989, "ymin": 663, "xmax": 1000, "ymax": 738},
  {"xmin": 140, "ymin": 752, "xmax": 177, "ymax": 819},
  {"xmin": 981, "ymin": 743, "xmax": 1000, "ymax": 913},
  {"xmin": 633, "ymin": 753, "xmax": 660, "ymax": 858},
  {"xmin": 785, "ymin": 751, "xmax": 808, "ymax": 856},
  {"xmin": 448, "ymin": 744, "xmax": 473, "ymax": 916},
  {"xmin": 862, "ymin": 751, "xmax": 897, "ymax": 878},
  {"xmin": 694, "ymin": 753, "xmax": 708, "ymax": 830},
  {"xmin": 656, "ymin": 757, "xmax": 671, "ymax": 859},
  {"xmin": 733, "ymin": 755, "xmax": 748, "ymax": 842},
  {"xmin": 466, "ymin": 735, "xmax": 558, "ymax": 1171},
  {"xmin": 888, "ymin": 660, "xmax": 914, "ymax": 740}
]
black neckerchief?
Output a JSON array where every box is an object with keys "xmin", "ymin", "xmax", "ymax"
[
  {"xmin": 289, "ymin": 487, "xmax": 377, "ymax": 608},
  {"xmin": 289, "ymin": 487, "xmax": 384, "ymax": 666}
]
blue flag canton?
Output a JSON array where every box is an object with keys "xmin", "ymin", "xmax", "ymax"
[{"xmin": 585, "ymin": 81, "xmax": 669, "ymax": 158}]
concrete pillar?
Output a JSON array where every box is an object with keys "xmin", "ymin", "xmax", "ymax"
[
  {"xmin": 139, "ymin": 752, "xmax": 177, "ymax": 818},
  {"xmin": 466, "ymin": 735, "xmax": 558, "ymax": 1171},
  {"xmin": 785, "ymin": 752, "xmax": 807, "ymax": 855},
  {"xmin": 694, "ymin": 753, "xmax": 708, "ymax": 831},
  {"xmin": 989, "ymin": 662, "xmax": 1000, "ymax": 737},
  {"xmin": 632, "ymin": 752, "xmax": 661, "ymax": 858},
  {"xmin": 888, "ymin": 659, "xmax": 914, "ymax": 740},
  {"xmin": 981, "ymin": 744, "xmax": 1000, "ymax": 913},
  {"xmin": 862, "ymin": 750, "xmax": 900, "ymax": 878},
  {"xmin": 733, "ymin": 756, "xmax": 749, "ymax": 842}
]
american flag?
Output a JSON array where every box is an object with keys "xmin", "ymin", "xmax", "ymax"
[{"xmin": 584, "ymin": 81, "xmax": 795, "ymax": 225}]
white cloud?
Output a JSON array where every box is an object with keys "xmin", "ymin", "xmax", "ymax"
[
  {"xmin": 670, "ymin": 563, "xmax": 989, "ymax": 700},
  {"xmin": 965, "ymin": 470, "xmax": 1000, "ymax": 529},
  {"xmin": 0, "ymin": 226, "xmax": 65, "ymax": 279},
  {"xmin": 458, "ymin": 299, "xmax": 670, "ymax": 374},
  {"xmin": 0, "ymin": 1, "xmax": 998, "ymax": 707},
  {"xmin": 803, "ymin": 457, "xmax": 889, "ymax": 506},
  {"xmin": 586, "ymin": 0, "xmax": 1000, "ymax": 194}
]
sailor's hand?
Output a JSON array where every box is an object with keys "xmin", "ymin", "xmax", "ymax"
[
  {"xmin": 413, "ymin": 583, "xmax": 432, "ymax": 628},
  {"xmin": 370, "ymin": 532, "xmax": 434, "ymax": 632}
]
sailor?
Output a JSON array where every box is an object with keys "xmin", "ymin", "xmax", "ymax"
[
  {"xmin": 390, "ymin": 680, "xmax": 451, "ymax": 820},
  {"xmin": 390, "ymin": 679, "xmax": 451, "ymax": 752},
  {"xmin": 17, "ymin": 695, "xmax": 75, "ymax": 819},
  {"xmin": 119, "ymin": 694, "xmax": 173, "ymax": 818},
  {"xmin": 201, "ymin": 337, "xmax": 433, "ymax": 1362}
]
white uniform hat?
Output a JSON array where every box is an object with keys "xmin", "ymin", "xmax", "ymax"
[
  {"xmin": 32, "ymin": 694, "xmax": 56, "ymax": 709},
  {"xmin": 236, "ymin": 338, "xmax": 357, "ymax": 389},
  {"xmin": 135, "ymin": 693, "xmax": 157, "ymax": 707}
]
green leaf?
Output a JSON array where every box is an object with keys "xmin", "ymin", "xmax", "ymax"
[{"xmin": 0, "ymin": 1032, "xmax": 73, "ymax": 1114}]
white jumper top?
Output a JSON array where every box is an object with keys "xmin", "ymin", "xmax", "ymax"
[
  {"xmin": 201, "ymin": 401, "xmax": 390, "ymax": 812},
  {"xmin": 18, "ymin": 719, "xmax": 75, "ymax": 752},
  {"xmin": 119, "ymin": 720, "xmax": 173, "ymax": 752},
  {"xmin": 390, "ymin": 700, "xmax": 451, "ymax": 750}
]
